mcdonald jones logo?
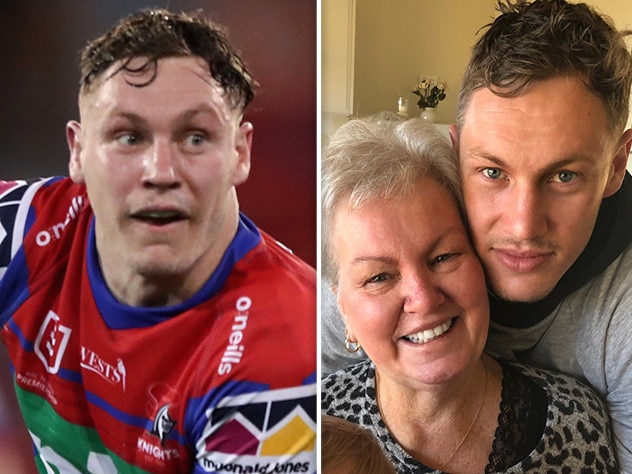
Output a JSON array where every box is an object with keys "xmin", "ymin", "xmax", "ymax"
[{"xmin": 197, "ymin": 384, "xmax": 316, "ymax": 473}]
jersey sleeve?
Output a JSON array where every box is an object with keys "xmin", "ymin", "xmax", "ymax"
[
  {"xmin": 0, "ymin": 179, "xmax": 52, "ymax": 282},
  {"xmin": 0, "ymin": 177, "xmax": 79, "ymax": 326}
]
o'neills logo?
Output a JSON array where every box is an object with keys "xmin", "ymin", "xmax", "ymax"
[
  {"xmin": 35, "ymin": 195, "xmax": 84, "ymax": 246},
  {"xmin": 80, "ymin": 346, "xmax": 127, "ymax": 390},
  {"xmin": 217, "ymin": 296, "xmax": 251, "ymax": 376}
]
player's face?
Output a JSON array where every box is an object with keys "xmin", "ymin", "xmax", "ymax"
[
  {"xmin": 67, "ymin": 56, "xmax": 252, "ymax": 305},
  {"xmin": 454, "ymin": 76, "xmax": 630, "ymax": 303},
  {"xmin": 332, "ymin": 178, "xmax": 489, "ymax": 389}
]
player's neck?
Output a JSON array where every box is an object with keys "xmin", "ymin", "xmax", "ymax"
[{"xmin": 97, "ymin": 203, "xmax": 241, "ymax": 308}]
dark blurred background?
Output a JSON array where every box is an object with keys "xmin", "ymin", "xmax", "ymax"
[{"xmin": 0, "ymin": 1, "xmax": 316, "ymax": 471}]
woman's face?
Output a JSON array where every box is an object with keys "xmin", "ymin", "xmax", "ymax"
[{"xmin": 332, "ymin": 177, "xmax": 489, "ymax": 388}]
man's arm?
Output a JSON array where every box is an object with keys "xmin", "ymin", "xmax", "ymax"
[
  {"xmin": 603, "ymin": 296, "xmax": 632, "ymax": 472},
  {"xmin": 569, "ymin": 244, "xmax": 632, "ymax": 472}
]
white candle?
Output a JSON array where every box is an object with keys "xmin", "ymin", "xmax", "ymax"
[{"xmin": 397, "ymin": 96, "xmax": 408, "ymax": 115}]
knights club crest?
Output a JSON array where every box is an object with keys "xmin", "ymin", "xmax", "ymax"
[{"xmin": 151, "ymin": 404, "xmax": 176, "ymax": 445}]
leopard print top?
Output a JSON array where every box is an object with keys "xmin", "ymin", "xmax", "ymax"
[{"xmin": 321, "ymin": 358, "xmax": 618, "ymax": 473}]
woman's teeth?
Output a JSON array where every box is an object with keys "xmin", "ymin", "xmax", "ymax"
[{"xmin": 404, "ymin": 318, "xmax": 454, "ymax": 344}]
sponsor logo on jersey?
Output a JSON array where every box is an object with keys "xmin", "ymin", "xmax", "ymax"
[
  {"xmin": 16, "ymin": 372, "xmax": 58, "ymax": 406},
  {"xmin": 150, "ymin": 404, "xmax": 176, "ymax": 445},
  {"xmin": 138, "ymin": 383, "xmax": 181, "ymax": 464},
  {"xmin": 80, "ymin": 347, "xmax": 127, "ymax": 390},
  {"xmin": 34, "ymin": 310, "xmax": 72, "ymax": 374},
  {"xmin": 136, "ymin": 437, "xmax": 180, "ymax": 462},
  {"xmin": 217, "ymin": 296, "xmax": 251, "ymax": 376},
  {"xmin": 35, "ymin": 195, "xmax": 84, "ymax": 247},
  {"xmin": 197, "ymin": 384, "xmax": 316, "ymax": 473}
]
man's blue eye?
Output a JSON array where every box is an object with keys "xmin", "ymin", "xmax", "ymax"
[
  {"xmin": 186, "ymin": 133, "xmax": 207, "ymax": 147},
  {"xmin": 116, "ymin": 134, "xmax": 137, "ymax": 145},
  {"xmin": 556, "ymin": 171, "xmax": 576, "ymax": 183},
  {"xmin": 483, "ymin": 168, "xmax": 501, "ymax": 179}
]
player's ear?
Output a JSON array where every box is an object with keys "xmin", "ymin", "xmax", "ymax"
[
  {"xmin": 232, "ymin": 121, "xmax": 253, "ymax": 186},
  {"xmin": 67, "ymin": 121, "xmax": 86, "ymax": 184}
]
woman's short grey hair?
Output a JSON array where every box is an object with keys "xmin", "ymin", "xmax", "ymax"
[{"xmin": 322, "ymin": 113, "xmax": 463, "ymax": 285}]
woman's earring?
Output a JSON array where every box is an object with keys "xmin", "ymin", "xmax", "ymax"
[{"xmin": 344, "ymin": 333, "xmax": 361, "ymax": 353}]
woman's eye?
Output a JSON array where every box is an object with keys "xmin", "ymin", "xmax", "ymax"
[
  {"xmin": 433, "ymin": 254, "xmax": 455, "ymax": 265},
  {"xmin": 430, "ymin": 253, "xmax": 463, "ymax": 270},
  {"xmin": 552, "ymin": 170, "xmax": 577, "ymax": 183},
  {"xmin": 365, "ymin": 273, "xmax": 389, "ymax": 285},
  {"xmin": 482, "ymin": 168, "xmax": 502, "ymax": 179}
]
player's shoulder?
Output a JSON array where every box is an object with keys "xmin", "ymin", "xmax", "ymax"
[
  {"xmin": 1, "ymin": 177, "xmax": 84, "ymax": 210},
  {"xmin": 1, "ymin": 177, "xmax": 56, "ymax": 202},
  {"xmin": 0, "ymin": 177, "xmax": 73, "ymax": 262},
  {"xmin": 257, "ymin": 231, "xmax": 315, "ymax": 284}
]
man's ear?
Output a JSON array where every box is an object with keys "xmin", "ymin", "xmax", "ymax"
[
  {"xmin": 67, "ymin": 121, "xmax": 86, "ymax": 184},
  {"xmin": 232, "ymin": 121, "xmax": 253, "ymax": 186},
  {"xmin": 603, "ymin": 128, "xmax": 632, "ymax": 198},
  {"xmin": 448, "ymin": 124, "xmax": 459, "ymax": 153}
]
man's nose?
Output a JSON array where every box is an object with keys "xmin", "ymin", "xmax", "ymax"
[
  {"xmin": 142, "ymin": 140, "xmax": 179, "ymax": 188},
  {"xmin": 504, "ymin": 185, "xmax": 548, "ymax": 241}
]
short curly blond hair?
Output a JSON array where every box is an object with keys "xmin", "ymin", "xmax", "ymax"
[{"xmin": 79, "ymin": 8, "xmax": 255, "ymax": 113}]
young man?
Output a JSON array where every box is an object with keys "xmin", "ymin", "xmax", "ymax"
[
  {"xmin": 0, "ymin": 9, "xmax": 316, "ymax": 473},
  {"xmin": 322, "ymin": 0, "xmax": 632, "ymax": 470}
]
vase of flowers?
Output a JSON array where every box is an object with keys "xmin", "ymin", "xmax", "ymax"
[
  {"xmin": 419, "ymin": 107, "xmax": 437, "ymax": 123},
  {"xmin": 412, "ymin": 78, "xmax": 446, "ymax": 123}
]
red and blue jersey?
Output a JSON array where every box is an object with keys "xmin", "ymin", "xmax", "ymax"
[{"xmin": 0, "ymin": 178, "xmax": 317, "ymax": 473}]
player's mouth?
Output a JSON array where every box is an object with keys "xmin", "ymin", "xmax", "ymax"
[{"xmin": 131, "ymin": 209, "xmax": 187, "ymax": 226}]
